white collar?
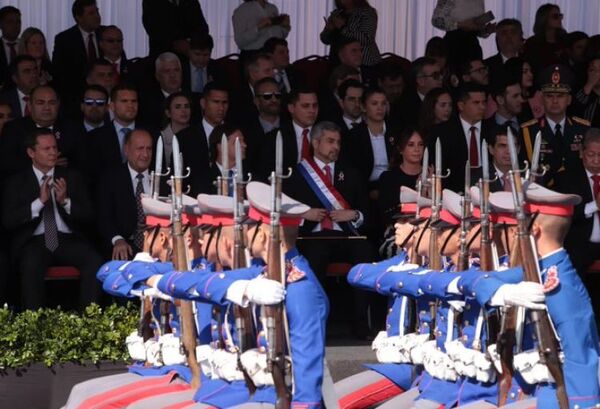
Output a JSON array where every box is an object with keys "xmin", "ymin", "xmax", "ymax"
[
  {"xmin": 546, "ymin": 116, "xmax": 566, "ymax": 133},
  {"xmin": 539, "ymin": 247, "xmax": 565, "ymax": 261},
  {"xmin": 32, "ymin": 164, "xmax": 54, "ymax": 180},
  {"xmin": 113, "ymin": 120, "xmax": 134, "ymax": 134},
  {"xmin": 127, "ymin": 163, "xmax": 149, "ymax": 180},
  {"xmin": 292, "ymin": 121, "xmax": 311, "ymax": 138},
  {"xmin": 459, "ymin": 116, "xmax": 481, "ymax": 133},
  {"xmin": 313, "ymin": 156, "xmax": 334, "ymax": 171}
]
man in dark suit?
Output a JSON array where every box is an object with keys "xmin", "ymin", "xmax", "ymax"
[
  {"xmin": 0, "ymin": 85, "xmax": 75, "ymax": 178},
  {"xmin": 487, "ymin": 72, "xmax": 526, "ymax": 132},
  {"xmin": 241, "ymin": 77, "xmax": 282, "ymax": 176},
  {"xmin": 336, "ymin": 37, "xmax": 376, "ymax": 87},
  {"xmin": 142, "ymin": 0, "xmax": 208, "ymax": 57},
  {"xmin": 397, "ymin": 57, "xmax": 443, "ymax": 126},
  {"xmin": 484, "ymin": 19, "xmax": 523, "ymax": 84},
  {"xmin": 52, "ymin": 0, "xmax": 102, "ymax": 100},
  {"xmin": 263, "ymin": 37, "xmax": 297, "ymax": 94},
  {"xmin": 181, "ymin": 33, "xmax": 217, "ymax": 95},
  {"xmin": 205, "ymin": 123, "xmax": 247, "ymax": 195},
  {"xmin": 471, "ymin": 125, "xmax": 518, "ymax": 192},
  {"xmin": 2, "ymin": 128, "xmax": 102, "ymax": 310},
  {"xmin": 556, "ymin": 128, "xmax": 600, "ymax": 321},
  {"xmin": 87, "ymin": 83, "xmax": 138, "ymax": 182},
  {"xmin": 0, "ymin": 6, "xmax": 21, "ymax": 88},
  {"xmin": 138, "ymin": 52, "xmax": 183, "ymax": 131},
  {"xmin": 429, "ymin": 82, "xmax": 493, "ymax": 192},
  {"xmin": 283, "ymin": 121, "xmax": 374, "ymax": 337},
  {"xmin": 98, "ymin": 25, "xmax": 130, "ymax": 83},
  {"xmin": 334, "ymin": 79, "xmax": 364, "ymax": 135},
  {"xmin": 258, "ymin": 88, "xmax": 318, "ymax": 181},
  {"xmin": 177, "ymin": 82, "xmax": 229, "ymax": 195},
  {"xmin": 317, "ymin": 64, "xmax": 360, "ymax": 124},
  {"xmin": 0, "ymin": 55, "xmax": 39, "ymax": 118},
  {"xmin": 96, "ymin": 129, "xmax": 153, "ymax": 260},
  {"xmin": 378, "ymin": 63, "xmax": 407, "ymax": 131}
]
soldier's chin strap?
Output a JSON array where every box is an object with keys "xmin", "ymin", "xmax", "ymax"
[
  {"xmin": 412, "ymin": 218, "xmax": 431, "ymax": 260},
  {"xmin": 249, "ymin": 220, "xmax": 263, "ymax": 251},
  {"xmin": 204, "ymin": 225, "xmax": 218, "ymax": 262},
  {"xmin": 215, "ymin": 224, "xmax": 224, "ymax": 267},
  {"xmin": 440, "ymin": 225, "xmax": 460, "ymax": 257},
  {"xmin": 467, "ymin": 224, "xmax": 482, "ymax": 249},
  {"xmin": 502, "ymin": 222, "xmax": 510, "ymax": 259}
]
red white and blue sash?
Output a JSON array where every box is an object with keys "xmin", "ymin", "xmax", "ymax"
[{"xmin": 297, "ymin": 158, "xmax": 358, "ymax": 235}]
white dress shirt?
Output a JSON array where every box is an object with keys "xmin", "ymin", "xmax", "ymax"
[
  {"xmin": 111, "ymin": 165, "xmax": 150, "ymax": 245},
  {"xmin": 342, "ymin": 115, "xmax": 362, "ymax": 130},
  {"xmin": 202, "ymin": 118, "xmax": 216, "ymax": 146},
  {"xmin": 293, "ymin": 121, "xmax": 311, "ymax": 163},
  {"xmin": 546, "ymin": 116, "xmax": 566, "ymax": 136},
  {"xmin": 30, "ymin": 166, "xmax": 72, "ymax": 235},
  {"xmin": 584, "ymin": 169, "xmax": 600, "ymax": 243},
  {"xmin": 78, "ymin": 26, "xmax": 98, "ymax": 57},
  {"xmin": 368, "ymin": 123, "xmax": 389, "ymax": 182},
  {"xmin": 460, "ymin": 116, "xmax": 482, "ymax": 166}
]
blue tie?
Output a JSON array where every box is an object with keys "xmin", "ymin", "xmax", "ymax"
[
  {"xmin": 119, "ymin": 127, "xmax": 131, "ymax": 162},
  {"xmin": 195, "ymin": 67, "xmax": 205, "ymax": 93},
  {"xmin": 227, "ymin": 169, "xmax": 234, "ymax": 197}
]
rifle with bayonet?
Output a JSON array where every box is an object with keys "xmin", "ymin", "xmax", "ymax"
[
  {"xmin": 457, "ymin": 161, "xmax": 472, "ymax": 272},
  {"xmin": 217, "ymin": 133, "xmax": 231, "ymax": 196},
  {"xmin": 506, "ymin": 128, "xmax": 568, "ymax": 408},
  {"xmin": 171, "ymin": 136, "xmax": 202, "ymax": 389},
  {"xmin": 264, "ymin": 131, "xmax": 292, "ymax": 409},
  {"xmin": 231, "ymin": 137, "xmax": 258, "ymax": 395}
]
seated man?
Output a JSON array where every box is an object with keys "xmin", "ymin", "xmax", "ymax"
[{"xmin": 2, "ymin": 128, "xmax": 102, "ymax": 310}]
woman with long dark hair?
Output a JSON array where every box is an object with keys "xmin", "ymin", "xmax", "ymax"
[
  {"xmin": 161, "ymin": 92, "xmax": 192, "ymax": 166},
  {"xmin": 523, "ymin": 3, "xmax": 568, "ymax": 74},
  {"xmin": 505, "ymin": 57, "xmax": 544, "ymax": 119},
  {"xmin": 418, "ymin": 87, "xmax": 453, "ymax": 143}
]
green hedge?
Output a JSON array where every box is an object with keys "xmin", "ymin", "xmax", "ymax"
[{"xmin": 0, "ymin": 303, "xmax": 138, "ymax": 369}]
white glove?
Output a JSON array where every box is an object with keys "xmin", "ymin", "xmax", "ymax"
[
  {"xmin": 486, "ymin": 343, "xmax": 503, "ymax": 374},
  {"xmin": 448, "ymin": 300, "xmax": 466, "ymax": 312},
  {"xmin": 411, "ymin": 339, "xmax": 437, "ymax": 365},
  {"xmin": 514, "ymin": 349, "xmax": 552, "ymax": 384},
  {"xmin": 125, "ymin": 331, "xmax": 146, "ymax": 361},
  {"xmin": 130, "ymin": 287, "xmax": 173, "ymax": 301},
  {"xmin": 371, "ymin": 331, "xmax": 389, "ymax": 351},
  {"xmin": 196, "ymin": 344, "xmax": 216, "ymax": 377},
  {"xmin": 212, "ymin": 349, "xmax": 244, "ymax": 382},
  {"xmin": 145, "ymin": 339, "xmax": 163, "ymax": 366},
  {"xmin": 474, "ymin": 350, "xmax": 496, "ymax": 383},
  {"xmin": 240, "ymin": 348, "xmax": 273, "ymax": 386},
  {"xmin": 159, "ymin": 334, "xmax": 186, "ymax": 366},
  {"xmin": 245, "ymin": 277, "xmax": 286, "ymax": 305},
  {"xmin": 491, "ymin": 282, "xmax": 546, "ymax": 309}
]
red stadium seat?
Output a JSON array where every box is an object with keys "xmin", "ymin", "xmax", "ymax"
[
  {"xmin": 44, "ymin": 266, "xmax": 81, "ymax": 281},
  {"xmin": 292, "ymin": 55, "xmax": 330, "ymax": 90},
  {"xmin": 214, "ymin": 53, "xmax": 242, "ymax": 90},
  {"xmin": 326, "ymin": 262, "xmax": 352, "ymax": 277}
]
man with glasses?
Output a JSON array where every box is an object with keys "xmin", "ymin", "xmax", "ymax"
[
  {"xmin": 459, "ymin": 58, "xmax": 489, "ymax": 87},
  {"xmin": 398, "ymin": 56, "xmax": 442, "ymax": 126},
  {"xmin": 230, "ymin": 52, "xmax": 275, "ymax": 125},
  {"xmin": 98, "ymin": 25, "xmax": 129, "ymax": 82}
]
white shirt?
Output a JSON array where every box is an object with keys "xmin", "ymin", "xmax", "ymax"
[
  {"xmin": 2, "ymin": 37, "xmax": 18, "ymax": 64},
  {"xmin": 546, "ymin": 116, "xmax": 566, "ymax": 136},
  {"xmin": 84, "ymin": 120, "xmax": 104, "ymax": 132},
  {"xmin": 368, "ymin": 123, "xmax": 389, "ymax": 182},
  {"xmin": 232, "ymin": 0, "xmax": 289, "ymax": 51},
  {"xmin": 78, "ymin": 26, "xmax": 98, "ymax": 58},
  {"xmin": 258, "ymin": 115, "xmax": 280, "ymax": 133},
  {"xmin": 111, "ymin": 165, "xmax": 150, "ymax": 245},
  {"xmin": 30, "ymin": 166, "xmax": 72, "ymax": 235},
  {"xmin": 293, "ymin": 121, "xmax": 311, "ymax": 163},
  {"xmin": 17, "ymin": 88, "xmax": 27, "ymax": 117},
  {"xmin": 584, "ymin": 169, "xmax": 600, "ymax": 243},
  {"xmin": 342, "ymin": 115, "xmax": 362, "ymax": 130},
  {"xmin": 202, "ymin": 118, "xmax": 216, "ymax": 147},
  {"xmin": 460, "ymin": 116, "xmax": 482, "ymax": 167},
  {"xmin": 275, "ymin": 68, "xmax": 291, "ymax": 93}
]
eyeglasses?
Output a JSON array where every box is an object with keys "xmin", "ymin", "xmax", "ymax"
[
  {"xmin": 102, "ymin": 38, "xmax": 123, "ymax": 43},
  {"xmin": 257, "ymin": 92, "xmax": 282, "ymax": 100},
  {"xmin": 419, "ymin": 71, "xmax": 442, "ymax": 80},
  {"xmin": 469, "ymin": 66, "xmax": 488, "ymax": 75},
  {"xmin": 83, "ymin": 98, "xmax": 107, "ymax": 106}
]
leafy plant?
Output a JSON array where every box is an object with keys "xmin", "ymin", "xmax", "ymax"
[{"xmin": 0, "ymin": 303, "xmax": 138, "ymax": 370}]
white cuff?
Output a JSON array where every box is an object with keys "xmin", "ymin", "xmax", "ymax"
[
  {"xmin": 489, "ymin": 286, "xmax": 506, "ymax": 307},
  {"xmin": 447, "ymin": 277, "xmax": 462, "ymax": 295},
  {"xmin": 225, "ymin": 280, "xmax": 250, "ymax": 307},
  {"xmin": 584, "ymin": 201, "xmax": 598, "ymax": 218},
  {"xmin": 31, "ymin": 198, "xmax": 44, "ymax": 219},
  {"xmin": 351, "ymin": 211, "xmax": 364, "ymax": 228},
  {"xmin": 112, "ymin": 235, "xmax": 125, "ymax": 245},
  {"xmin": 62, "ymin": 198, "xmax": 71, "ymax": 214}
]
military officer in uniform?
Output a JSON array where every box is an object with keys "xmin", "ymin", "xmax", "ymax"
[{"xmin": 520, "ymin": 64, "xmax": 590, "ymax": 185}]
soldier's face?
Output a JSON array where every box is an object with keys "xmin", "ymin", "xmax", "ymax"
[
  {"xmin": 542, "ymin": 92, "xmax": 571, "ymax": 116},
  {"xmin": 582, "ymin": 141, "xmax": 600, "ymax": 174}
]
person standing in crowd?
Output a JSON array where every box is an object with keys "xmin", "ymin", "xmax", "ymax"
[
  {"xmin": 52, "ymin": 0, "xmax": 102, "ymax": 100},
  {"xmin": 160, "ymin": 91, "xmax": 191, "ymax": 168},
  {"xmin": 574, "ymin": 57, "xmax": 600, "ymax": 127},
  {"xmin": 2, "ymin": 128, "xmax": 102, "ymax": 310},
  {"xmin": 484, "ymin": 18, "xmax": 523, "ymax": 83},
  {"xmin": 377, "ymin": 127, "xmax": 425, "ymax": 225},
  {"xmin": 0, "ymin": 6, "xmax": 21, "ymax": 87},
  {"xmin": 142, "ymin": 0, "xmax": 208, "ymax": 57},
  {"xmin": 97, "ymin": 25, "xmax": 129, "ymax": 83},
  {"xmin": 232, "ymin": 0, "xmax": 290, "ymax": 60},
  {"xmin": 418, "ymin": 87, "xmax": 453, "ymax": 142},
  {"xmin": 17, "ymin": 27, "xmax": 53, "ymax": 86},
  {"xmin": 181, "ymin": 33, "xmax": 216, "ymax": 96},
  {"xmin": 523, "ymin": 3, "xmax": 568, "ymax": 75},
  {"xmin": 262, "ymin": 37, "xmax": 297, "ymax": 94},
  {"xmin": 505, "ymin": 56, "xmax": 545, "ymax": 119},
  {"xmin": 398, "ymin": 57, "xmax": 443, "ymax": 126}
]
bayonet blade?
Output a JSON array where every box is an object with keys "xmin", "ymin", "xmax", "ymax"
[
  {"xmin": 235, "ymin": 137, "xmax": 243, "ymax": 183},
  {"xmin": 507, "ymin": 127, "xmax": 519, "ymax": 171},
  {"xmin": 435, "ymin": 138, "xmax": 442, "ymax": 176},
  {"xmin": 172, "ymin": 135, "xmax": 182, "ymax": 177},
  {"xmin": 221, "ymin": 133, "xmax": 229, "ymax": 173},
  {"xmin": 481, "ymin": 139, "xmax": 489, "ymax": 180},
  {"xmin": 275, "ymin": 131, "xmax": 283, "ymax": 176}
]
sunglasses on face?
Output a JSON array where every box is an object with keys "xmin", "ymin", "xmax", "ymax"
[
  {"xmin": 257, "ymin": 92, "xmax": 282, "ymax": 100},
  {"xmin": 83, "ymin": 98, "xmax": 107, "ymax": 106}
]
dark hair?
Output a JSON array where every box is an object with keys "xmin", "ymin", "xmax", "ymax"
[
  {"xmin": 584, "ymin": 34, "xmax": 600, "ymax": 62},
  {"xmin": 566, "ymin": 31, "xmax": 589, "ymax": 48},
  {"xmin": 424, "ymin": 37, "xmax": 447, "ymax": 59},
  {"xmin": 328, "ymin": 64, "xmax": 359, "ymax": 91},
  {"xmin": 72, "ymin": 0, "xmax": 96, "ymax": 20},
  {"xmin": 262, "ymin": 37, "xmax": 288, "ymax": 54},
  {"xmin": 110, "ymin": 82, "xmax": 137, "ymax": 102},
  {"xmin": 202, "ymin": 81, "xmax": 229, "ymax": 98},
  {"xmin": 0, "ymin": 6, "xmax": 20, "ymax": 22},
  {"xmin": 504, "ymin": 56, "xmax": 535, "ymax": 93},
  {"xmin": 98, "ymin": 25, "xmax": 121, "ymax": 40},
  {"xmin": 532, "ymin": 3, "xmax": 563, "ymax": 39},
  {"xmin": 25, "ymin": 127, "xmax": 54, "ymax": 150},
  {"xmin": 377, "ymin": 63, "xmax": 406, "ymax": 82},
  {"xmin": 411, "ymin": 56, "xmax": 438, "ymax": 80},
  {"xmin": 208, "ymin": 123, "xmax": 241, "ymax": 163},
  {"xmin": 85, "ymin": 58, "xmax": 113, "ymax": 78},
  {"xmin": 389, "ymin": 126, "xmax": 424, "ymax": 168},
  {"xmin": 338, "ymin": 78, "xmax": 363, "ymax": 100},
  {"xmin": 486, "ymin": 124, "xmax": 512, "ymax": 147},
  {"xmin": 458, "ymin": 58, "xmax": 484, "ymax": 77},
  {"xmin": 455, "ymin": 82, "xmax": 487, "ymax": 103},
  {"xmin": 190, "ymin": 33, "xmax": 214, "ymax": 51},
  {"xmin": 496, "ymin": 18, "xmax": 523, "ymax": 34},
  {"xmin": 162, "ymin": 91, "xmax": 191, "ymax": 128},
  {"xmin": 287, "ymin": 87, "xmax": 317, "ymax": 105},
  {"xmin": 490, "ymin": 67, "xmax": 521, "ymax": 99},
  {"xmin": 254, "ymin": 76, "xmax": 279, "ymax": 93},
  {"xmin": 30, "ymin": 84, "xmax": 59, "ymax": 100},
  {"xmin": 9, "ymin": 54, "xmax": 36, "ymax": 77},
  {"xmin": 337, "ymin": 36, "xmax": 361, "ymax": 51},
  {"xmin": 361, "ymin": 86, "xmax": 386, "ymax": 104},
  {"xmin": 83, "ymin": 83, "xmax": 109, "ymax": 100},
  {"xmin": 418, "ymin": 87, "xmax": 452, "ymax": 140}
]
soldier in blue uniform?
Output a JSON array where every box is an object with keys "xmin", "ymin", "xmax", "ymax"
[{"xmin": 520, "ymin": 64, "xmax": 590, "ymax": 185}]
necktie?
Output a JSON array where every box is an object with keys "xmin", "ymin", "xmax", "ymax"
[
  {"xmin": 23, "ymin": 96, "xmax": 30, "ymax": 116},
  {"xmin": 119, "ymin": 128, "xmax": 131, "ymax": 162},
  {"xmin": 592, "ymin": 174, "xmax": 600, "ymax": 199},
  {"xmin": 351, "ymin": 122, "xmax": 358, "ymax": 128},
  {"xmin": 227, "ymin": 169, "xmax": 234, "ymax": 197},
  {"xmin": 301, "ymin": 128, "xmax": 310, "ymax": 161},
  {"xmin": 133, "ymin": 173, "xmax": 145, "ymax": 251},
  {"xmin": 321, "ymin": 165, "xmax": 334, "ymax": 231},
  {"xmin": 87, "ymin": 33, "xmax": 97, "ymax": 62},
  {"xmin": 502, "ymin": 173, "xmax": 512, "ymax": 192},
  {"xmin": 7, "ymin": 42, "xmax": 16, "ymax": 62},
  {"xmin": 112, "ymin": 62, "xmax": 120, "ymax": 83},
  {"xmin": 42, "ymin": 175, "xmax": 59, "ymax": 252},
  {"xmin": 469, "ymin": 126, "xmax": 479, "ymax": 168},
  {"xmin": 195, "ymin": 67, "xmax": 205, "ymax": 93},
  {"xmin": 554, "ymin": 123, "xmax": 563, "ymax": 139}
]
